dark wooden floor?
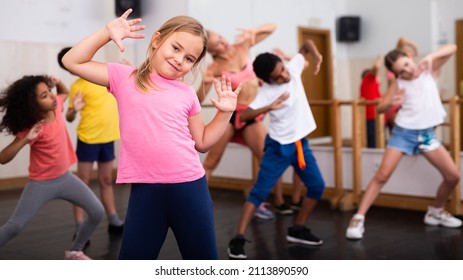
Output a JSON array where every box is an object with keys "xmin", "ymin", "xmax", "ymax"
[{"xmin": 0, "ymin": 181, "xmax": 462, "ymax": 260}]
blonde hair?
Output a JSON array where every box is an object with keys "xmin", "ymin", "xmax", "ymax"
[{"xmin": 134, "ymin": 16, "xmax": 208, "ymax": 93}]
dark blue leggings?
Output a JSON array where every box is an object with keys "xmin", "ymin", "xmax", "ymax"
[{"xmin": 118, "ymin": 176, "xmax": 218, "ymax": 260}]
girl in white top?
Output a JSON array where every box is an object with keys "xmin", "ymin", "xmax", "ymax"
[{"xmin": 346, "ymin": 44, "xmax": 461, "ymax": 240}]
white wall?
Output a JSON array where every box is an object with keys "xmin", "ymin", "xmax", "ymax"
[
  {"xmin": 0, "ymin": 0, "xmax": 114, "ymax": 45},
  {"xmin": 0, "ymin": 0, "xmax": 125, "ymax": 179}
]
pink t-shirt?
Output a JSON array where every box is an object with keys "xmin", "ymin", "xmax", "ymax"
[
  {"xmin": 17, "ymin": 95, "xmax": 77, "ymax": 180},
  {"xmin": 107, "ymin": 63, "xmax": 205, "ymax": 184}
]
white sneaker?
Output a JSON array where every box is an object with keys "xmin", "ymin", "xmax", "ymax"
[
  {"xmin": 424, "ymin": 207, "xmax": 462, "ymax": 228},
  {"xmin": 346, "ymin": 214, "xmax": 365, "ymax": 240}
]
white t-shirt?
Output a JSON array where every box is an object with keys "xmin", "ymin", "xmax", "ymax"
[
  {"xmin": 249, "ymin": 53, "xmax": 316, "ymax": 144},
  {"xmin": 395, "ymin": 71, "xmax": 446, "ymax": 130}
]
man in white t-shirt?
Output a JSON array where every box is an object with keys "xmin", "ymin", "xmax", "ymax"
[{"xmin": 227, "ymin": 40, "xmax": 326, "ymax": 260}]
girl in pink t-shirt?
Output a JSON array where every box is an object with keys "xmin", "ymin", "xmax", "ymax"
[
  {"xmin": 0, "ymin": 75, "xmax": 104, "ymax": 260},
  {"xmin": 62, "ymin": 9, "xmax": 240, "ymax": 259}
]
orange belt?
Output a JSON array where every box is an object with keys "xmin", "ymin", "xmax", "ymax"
[{"xmin": 295, "ymin": 140, "xmax": 306, "ymax": 170}]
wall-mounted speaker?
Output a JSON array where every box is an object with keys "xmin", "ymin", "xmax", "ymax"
[
  {"xmin": 115, "ymin": 0, "xmax": 141, "ymax": 18},
  {"xmin": 336, "ymin": 16, "xmax": 361, "ymax": 42}
]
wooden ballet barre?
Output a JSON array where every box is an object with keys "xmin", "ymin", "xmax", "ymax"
[{"xmin": 200, "ymin": 96, "xmax": 461, "ymax": 214}]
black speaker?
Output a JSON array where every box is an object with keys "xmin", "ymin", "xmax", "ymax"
[
  {"xmin": 115, "ymin": 0, "xmax": 141, "ymax": 18},
  {"xmin": 337, "ymin": 16, "xmax": 361, "ymax": 42}
]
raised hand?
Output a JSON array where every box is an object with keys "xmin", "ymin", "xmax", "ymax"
[
  {"xmin": 26, "ymin": 122, "xmax": 43, "ymax": 142},
  {"xmin": 270, "ymin": 92, "xmax": 290, "ymax": 110},
  {"xmin": 313, "ymin": 53, "xmax": 323, "ymax": 75},
  {"xmin": 46, "ymin": 76, "xmax": 60, "ymax": 89},
  {"xmin": 391, "ymin": 88, "xmax": 405, "ymax": 106},
  {"xmin": 210, "ymin": 75, "xmax": 241, "ymax": 112},
  {"xmin": 418, "ymin": 55, "xmax": 432, "ymax": 72},
  {"xmin": 106, "ymin": 9, "xmax": 146, "ymax": 52},
  {"xmin": 72, "ymin": 91, "xmax": 86, "ymax": 112},
  {"xmin": 235, "ymin": 28, "xmax": 256, "ymax": 46}
]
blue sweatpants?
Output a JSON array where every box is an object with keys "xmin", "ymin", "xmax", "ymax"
[
  {"xmin": 248, "ymin": 136, "xmax": 325, "ymax": 206},
  {"xmin": 119, "ymin": 175, "xmax": 218, "ymax": 260}
]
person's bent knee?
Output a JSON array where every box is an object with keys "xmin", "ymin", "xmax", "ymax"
[
  {"xmin": 305, "ymin": 185, "xmax": 324, "ymax": 200},
  {"xmin": 88, "ymin": 203, "xmax": 105, "ymax": 223},
  {"xmin": 374, "ymin": 170, "xmax": 391, "ymax": 185},
  {"xmin": 98, "ymin": 175, "xmax": 113, "ymax": 188},
  {"xmin": 246, "ymin": 193, "xmax": 265, "ymax": 207},
  {"xmin": 445, "ymin": 171, "xmax": 460, "ymax": 187}
]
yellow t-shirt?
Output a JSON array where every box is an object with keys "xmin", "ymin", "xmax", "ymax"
[{"xmin": 69, "ymin": 78, "xmax": 120, "ymax": 143}]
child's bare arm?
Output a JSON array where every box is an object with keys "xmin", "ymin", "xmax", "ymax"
[
  {"xmin": 299, "ymin": 40, "xmax": 323, "ymax": 74},
  {"xmin": 62, "ymin": 9, "xmax": 145, "ymax": 87},
  {"xmin": 419, "ymin": 44, "xmax": 456, "ymax": 74},
  {"xmin": 0, "ymin": 122, "xmax": 42, "ymax": 164}
]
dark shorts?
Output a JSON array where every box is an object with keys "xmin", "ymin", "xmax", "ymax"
[
  {"xmin": 76, "ymin": 139, "xmax": 115, "ymax": 163},
  {"xmin": 229, "ymin": 111, "xmax": 256, "ymax": 129}
]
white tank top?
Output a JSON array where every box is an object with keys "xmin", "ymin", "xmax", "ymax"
[{"xmin": 395, "ymin": 71, "xmax": 446, "ymax": 130}]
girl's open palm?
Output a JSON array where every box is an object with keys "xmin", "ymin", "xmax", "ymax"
[
  {"xmin": 270, "ymin": 92, "xmax": 290, "ymax": 110},
  {"xmin": 73, "ymin": 91, "xmax": 86, "ymax": 112},
  {"xmin": 392, "ymin": 88, "xmax": 405, "ymax": 106},
  {"xmin": 106, "ymin": 9, "xmax": 145, "ymax": 52},
  {"xmin": 26, "ymin": 122, "xmax": 43, "ymax": 142},
  {"xmin": 210, "ymin": 76, "xmax": 241, "ymax": 112}
]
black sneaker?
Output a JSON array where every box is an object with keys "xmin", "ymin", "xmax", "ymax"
[
  {"xmin": 275, "ymin": 203, "xmax": 293, "ymax": 215},
  {"xmin": 286, "ymin": 226, "xmax": 323, "ymax": 246},
  {"xmin": 108, "ymin": 223, "xmax": 124, "ymax": 234},
  {"xmin": 227, "ymin": 237, "xmax": 248, "ymax": 259}
]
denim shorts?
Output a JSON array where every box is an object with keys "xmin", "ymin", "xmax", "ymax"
[{"xmin": 387, "ymin": 125, "xmax": 441, "ymax": 155}]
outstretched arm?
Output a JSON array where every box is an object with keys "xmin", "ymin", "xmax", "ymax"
[
  {"xmin": 0, "ymin": 123, "xmax": 42, "ymax": 164},
  {"xmin": 299, "ymin": 39, "xmax": 323, "ymax": 75},
  {"xmin": 66, "ymin": 91, "xmax": 86, "ymax": 122},
  {"xmin": 0, "ymin": 137, "xmax": 28, "ymax": 164},
  {"xmin": 419, "ymin": 44, "xmax": 456, "ymax": 75},
  {"xmin": 62, "ymin": 9, "xmax": 145, "ymax": 87},
  {"xmin": 235, "ymin": 23, "xmax": 277, "ymax": 49},
  {"xmin": 189, "ymin": 76, "xmax": 240, "ymax": 153},
  {"xmin": 240, "ymin": 92, "xmax": 289, "ymax": 122},
  {"xmin": 47, "ymin": 76, "xmax": 69, "ymax": 102},
  {"xmin": 370, "ymin": 55, "xmax": 383, "ymax": 77},
  {"xmin": 377, "ymin": 79, "xmax": 404, "ymax": 114}
]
